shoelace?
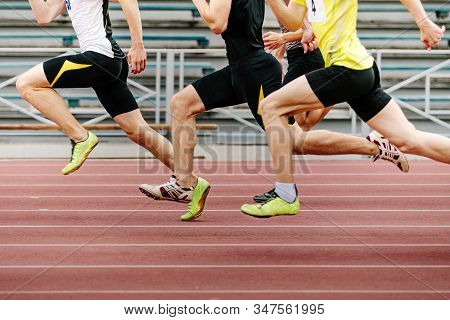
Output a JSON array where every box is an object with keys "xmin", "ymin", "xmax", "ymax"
[
  {"xmin": 371, "ymin": 137, "xmax": 400, "ymax": 164},
  {"xmin": 160, "ymin": 176, "xmax": 177, "ymax": 188}
]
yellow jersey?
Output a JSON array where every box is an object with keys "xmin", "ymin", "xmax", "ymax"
[{"xmin": 293, "ymin": 0, "xmax": 373, "ymax": 70}]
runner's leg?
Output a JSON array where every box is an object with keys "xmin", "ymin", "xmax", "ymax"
[
  {"xmin": 367, "ymin": 100, "xmax": 450, "ymax": 163},
  {"xmin": 16, "ymin": 63, "xmax": 87, "ymax": 141}
]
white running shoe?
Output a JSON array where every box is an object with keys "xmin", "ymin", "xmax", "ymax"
[
  {"xmin": 367, "ymin": 131, "xmax": 409, "ymax": 173},
  {"xmin": 139, "ymin": 176, "xmax": 194, "ymax": 203}
]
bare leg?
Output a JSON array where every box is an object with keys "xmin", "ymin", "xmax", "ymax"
[
  {"xmin": 291, "ymin": 124, "xmax": 378, "ymax": 156},
  {"xmin": 170, "ymin": 85, "xmax": 206, "ymax": 187},
  {"xmin": 114, "ymin": 109, "xmax": 175, "ymax": 170},
  {"xmin": 367, "ymin": 100, "xmax": 450, "ymax": 164},
  {"xmin": 16, "ymin": 63, "xmax": 87, "ymax": 142},
  {"xmin": 260, "ymin": 75, "xmax": 324, "ymax": 183},
  {"xmin": 295, "ymin": 107, "xmax": 332, "ymax": 131}
]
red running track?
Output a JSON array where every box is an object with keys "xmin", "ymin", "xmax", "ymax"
[{"xmin": 0, "ymin": 159, "xmax": 449, "ymax": 300}]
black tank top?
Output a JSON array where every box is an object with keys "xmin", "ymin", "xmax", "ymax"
[{"xmin": 221, "ymin": 0, "xmax": 265, "ymax": 63}]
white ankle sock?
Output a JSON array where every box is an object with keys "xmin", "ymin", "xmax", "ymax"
[{"xmin": 275, "ymin": 182, "xmax": 297, "ymax": 203}]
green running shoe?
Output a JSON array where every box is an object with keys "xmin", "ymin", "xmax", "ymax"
[
  {"xmin": 241, "ymin": 195, "xmax": 300, "ymax": 218},
  {"xmin": 180, "ymin": 177, "xmax": 210, "ymax": 222},
  {"xmin": 61, "ymin": 131, "xmax": 99, "ymax": 175}
]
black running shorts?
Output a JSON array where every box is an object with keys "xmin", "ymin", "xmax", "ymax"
[
  {"xmin": 284, "ymin": 48, "xmax": 325, "ymax": 86},
  {"xmin": 43, "ymin": 51, "xmax": 138, "ymax": 118},
  {"xmin": 191, "ymin": 50, "xmax": 282, "ymax": 128},
  {"xmin": 305, "ymin": 62, "xmax": 392, "ymax": 122}
]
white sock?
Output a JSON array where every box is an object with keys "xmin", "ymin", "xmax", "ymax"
[{"xmin": 275, "ymin": 182, "xmax": 297, "ymax": 203}]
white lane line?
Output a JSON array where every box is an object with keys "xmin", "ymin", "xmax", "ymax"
[
  {"xmin": 2, "ymin": 209, "xmax": 449, "ymax": 212},
  {"xmin": 0, "ymin": 183, "xmax": 448, "ymax": 187},
  {"xmin": 0, "ymin": 265, "xmax": 448, "ymax": 269},
  {"xmin": 0, "ymin": 173, "xmax": 448, "ymax": 176},
  {"xmin": 0, "ymin": 289, "xmax": 448, "ymax": 294},
  {"xmin": 0, "ymin": 225, "xmax": 449, "ymax": 228},
  {"xmin": 0, "ymin": 244, "xmax": 448, "ymax": 247},
  {"xmin": 2, "ymin": 195, "xmax": 450, "ymax": 198}
]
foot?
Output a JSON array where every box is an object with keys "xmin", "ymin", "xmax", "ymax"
[
  {"xmin": 139, "ymin": 176, "xmax": 194, "ymax": 203},
  {"xmin": 367, "ymin": 131, "xmax": 409, "ymax": 173},
  {"xmin": 253, "ymin": 188, "xmax": 276, "ymax": 203},
  {"xmin": 61, "ymin": 131, "xmax": 99, "ymax": 175},
  {"xmin": 181, "ymin": 177, "xmax": 211, "ymax": 222},
  {"xmin": 241, "ymin": 195, "xmax": 300, "ymax": 218}
]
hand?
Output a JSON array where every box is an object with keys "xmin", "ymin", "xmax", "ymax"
[
  {"xmin": 300, "ymin": 25, "xmax": 318, "ymax": 53},
  {"xmin": 263, "ymin": 32, "xmax": 285, "ymax": 51},
  {"xmin": 128, "ymin": 42, "xmax": 147, "ymax": 74},
  {"xmin": 419, "ymin": 19, "xmax": 445, "ymax": 51}
]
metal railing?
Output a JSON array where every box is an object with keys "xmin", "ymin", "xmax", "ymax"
[{"xmin": 0, "ymin": 48, "xmax": 448, "ymax": 135}]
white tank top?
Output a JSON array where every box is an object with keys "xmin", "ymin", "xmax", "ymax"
[{"xmin": 64, "ymin": 0, "xmax": 124, "ymax": 59}]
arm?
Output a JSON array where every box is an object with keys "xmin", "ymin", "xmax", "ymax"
[
  {"xmin": 116, "ymin": 0, "xmax": 147, "ymax": 74},
  {"xmin": 192, "ymin": 0, "xmax": 232, "ymax": 35},
  {"xmin": 266, "ymin": 0, "xmax": 307, "ymax": 32},
  {"xmin": 281, "ymin": 29, "xmax": 304, "ymax": 44},
  {"xmin": 400, "ymin": 0, "xmax": 445, "ymax": 49},
  {"xmin": 28, "ymin": 0, "xmax": 66, "ymax": 25},
  {"xmin": 264, "ymin": 19, "xmax": 317, "ymax": 53}
]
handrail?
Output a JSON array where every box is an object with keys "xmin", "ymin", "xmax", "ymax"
[{"xmin": 0, "ymin": 48, "xmax": 448, "ymax": 135}]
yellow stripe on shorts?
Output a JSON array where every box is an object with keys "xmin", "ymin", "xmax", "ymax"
[
  {"xmin": 257, "ymin": 85, "xmax": 264, "ymax": 115},
  {"xmin": 50, "ymin": 60, "xmax": 92, "ymax": 87}
]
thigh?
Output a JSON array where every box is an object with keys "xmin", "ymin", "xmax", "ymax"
[
  {"xmin": 191, "ymin": 66, "xmax": 245, "ymax": 110},
  {"xmin": 44, "ymin": 52, "xmax": 120, "ymax": 89},
  {"xmin": 284, "ymin": 48, "xmax": 325, "ymax": 86},
  {"xmin": 263, "ymin": 74, "xmax": 325, "ymax": 118},
  {"xmin": 348, "ymin": 63, "xmax": 392, "ymax": 122},
  {"xmin": 239, "ymin": 54, "xmax": 283, "ymax": 128},
  {"xmin": 366, "ymin": 99, "xmax": 416, "ymax": 141},
  {"xmin": 305, "ymin": 65, "xmax": 374, "ymax": 108},
  {"xmin": 94, "ymin": 75, "xmax": 138, "ymax": 118},
  {"xmin": 19, "ymin": 63, "xmax": 51, "ymax": 88},
  {"xmin": 113, "ymin": 109, "xmax": 148, "ymax": 134}
]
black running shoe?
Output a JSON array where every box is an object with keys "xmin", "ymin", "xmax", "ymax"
[{"xmin": 253, "ymin": 188, "xmax": 276, "ymax": 203}]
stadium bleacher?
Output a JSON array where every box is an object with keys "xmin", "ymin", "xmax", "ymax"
[{"xmin": 0, "ymin": 0, "xmax": 448, "ymax": 134}]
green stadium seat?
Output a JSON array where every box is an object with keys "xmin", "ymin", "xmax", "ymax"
[
  {"xmin": 0, "ymin": 61, "xmax": 215, "ymax": 74},
  {"xmin": 358, "ymin": 3, "xmax": 450, "ymax": 18},
  {"xmin": 393, "ymin": 95, "xmax": 450, "ymax": 103},
  {"xmin": 0, "ymin": 93, "xmax": 167, "ymax": 108},
  {"xmin": 359, "ymin": 35, "xmax": 450, "ymax": 46},
  {"xmin": 0, "ymin": 34, "xmax": 210, "ymax": 46},
  {"xmin": 0, "ymin": 2, "xmax": 200, "ymax": 17},
  {"xmin": 380, "ymin": 65, "xmax": 450, "ymax": 71}
]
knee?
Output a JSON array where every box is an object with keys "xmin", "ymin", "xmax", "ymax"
[
  {"xmin": 259, "ymin": 98, "xmax": 279, "ymax": 123},
  {"xmin": 121, "ymin": 124, "xmax": 147, "ymax": 146},
  {"xmin": 300, "ymin": 122, "xmax": 313, "ymax": 132},
  {"xmin": 301, "ymin": 116, "xmax": 320, "ymax": 132},
  {"xmin": 389, "ymin": 128, "xmax": 421, "ymax": 154},
  {"xmin": 16, "ymin": 75, "xmax": 35, "ymax": 97},
  {"xmin": 395, "ymin": 136, "xmax": 421, "ymax": 154},
  {"xmin": 170, "ymin": 91, "xmax": 198, "ymax": 119}
]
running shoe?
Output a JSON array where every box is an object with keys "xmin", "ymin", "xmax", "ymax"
[
  {"xmin": 241, "ymin": 195, "xmax": 300, "ymax": 218},
  {"xmin": 139, "ymin": 176, "xmax": 194, "ymax": 203},
  {"xmin": 367, "ymin": 131, "xmax": 409, "ymax": 173},
  {"xmin": 253, "ymin": 188, "xmax": 276, "ymax": 203},
  {"xmin": 61, "ymin": 131, "xmax": 99, "ymax": 175},
  {"xmin": 181, "ymin": 177, "xmax": 211, "ymax": 222}
]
